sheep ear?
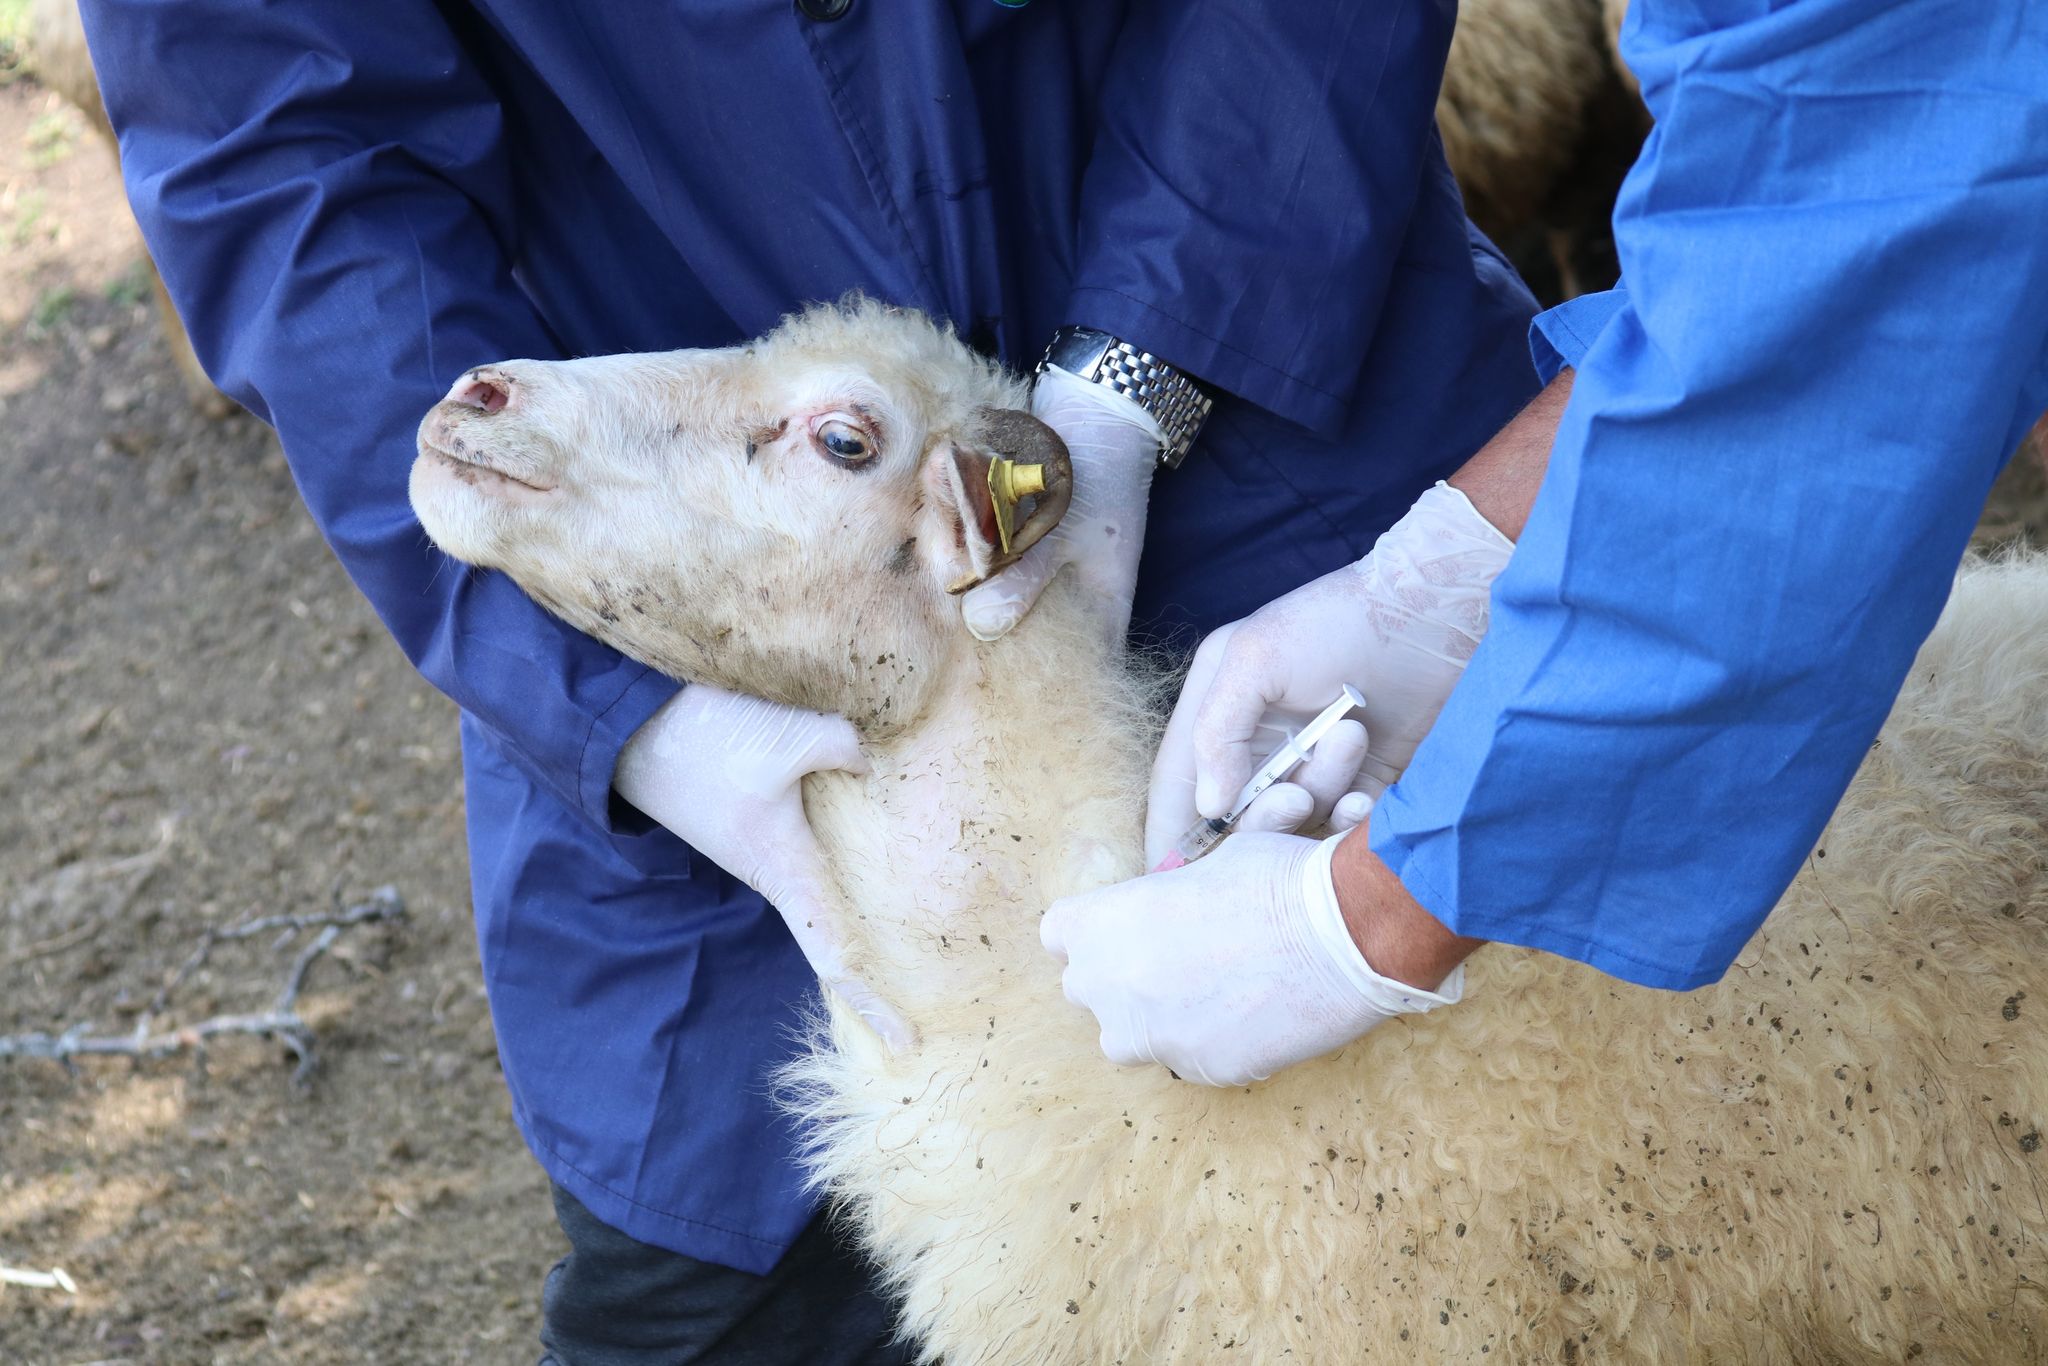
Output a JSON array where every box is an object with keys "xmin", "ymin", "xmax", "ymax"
[{"xmin": 920, "ymin": 408, "xmax": 1073, "ymax": 595}]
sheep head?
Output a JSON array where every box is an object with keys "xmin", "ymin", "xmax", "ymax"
[{"xmin": 408, "ymin": 301, "xmax": 1070, "ymax": 736}]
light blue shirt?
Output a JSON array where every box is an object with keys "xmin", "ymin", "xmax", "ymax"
[{"xmin": 1373, "ymin": 0, "xmax": 2048, "ymax": 989}]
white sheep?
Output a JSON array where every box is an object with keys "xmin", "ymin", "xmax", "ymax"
[{"xmin": 411, "ymin": 300, "xmax": 2048, "ymax": 1364}]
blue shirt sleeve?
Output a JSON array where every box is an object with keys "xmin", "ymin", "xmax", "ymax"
[
  {"xmin": 1527, "ymin": 286, "xmax": 1628, "ymax": 387},
  {"xmin": 1065, "ymin": 0, "xmax": 1459, "ymax": 436},
  {"xmin": 1370, "ymin": 0, "xmax": 2048, "ymax": 988},
  {"xmin": 77, "ymin": 0, "xmax": 679, "ymax": 832}
]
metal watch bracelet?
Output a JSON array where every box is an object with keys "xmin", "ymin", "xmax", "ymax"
[{"xmin": 1035, "ymin": 326, "xmax": 1213, "ymax": 469}]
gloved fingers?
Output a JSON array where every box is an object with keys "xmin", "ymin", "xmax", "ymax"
[
  {"xmin": 1287, "ymin": 718, "xmax": 1368, "ymax": 830},
  {"xmin": 1170, "ymin": 1053, "xmax": 1238, "ymax": 1089},
  {"xmin": 757, "ymin": 817, "xmax": 916, "ymax": 1053},
  {"xmin": 639, "ymin": 683, "xmax": 870, "ymax": 799},
  {"xmin": 1099, "ymin": 1028, "xmax": 1150, "ymax": 1071},
  {"xmin": 1040, "ymin": 889, "xmax": 1085, "ymax": 964},
  {"xmin": 1328, "ymin": 766, "xmax": 1388, "ymax": 832},
  {"xmin": 1063, "ymin": 971, "xmax": 1166, "ymax": 1075},
  {"xmin": 1147, "ymin": 1037, "xmax": 1248, "ymax": 1089},
  {"xmin": 779, "ymin": 897, "xmax": 917, "ymax": 1054},
  {"xmin": 1145, "ymin": 629, "xmax": 1236, "ymax": 866},
  {"xmin": 730, "ymin": 698, "xmax": 871, "ymax": 791},
  {"xmin": 793, "ymin": 709, "xmax": 871, "ymax": 781},
  {"xmin": 1142, "ymin": 768, "xmax": 1200, "ymax": 872},
  {"xmin": 820, "ymin": 972, "xmax": 918, "ymax": 1056},
  {"xmin": 1044, "ymin": 889, "xmax": 1158, "ymax": 1070},
  {"xmin": 1358, "ymin": 752, "xmax": 1400, "ymax": 796},
  {"xmin": 1098, "ymin": 995, "xmax": 1159, "ymax": 1072},
  {"xmin": 1329, "ymin": 789, "xmax": 1376, "ymax": 832},
  {"xmin": 960, "ymin": 535, "xmax": 1060, "ymax": 642},
  {"xmin": 1189, "ymin": 632, "xmax": 1296, "ymax": 820},
  {"xmin": 1232, "ymin": 782, "xmax": 1316, "ymax": 837}
]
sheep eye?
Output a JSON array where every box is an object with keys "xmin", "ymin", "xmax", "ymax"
[{"xmin": 815, "ymin": 418, "xmax": 874, "ymax": 466}]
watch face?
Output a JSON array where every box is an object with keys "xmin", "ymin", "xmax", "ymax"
[{"xmin": 1046, "ymin": 327, "xmax": 1115, "ymax": 378}]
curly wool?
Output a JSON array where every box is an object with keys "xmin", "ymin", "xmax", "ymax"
[
  {"xmin": 422, "ymin": 298, "xmax": 2044, "ymax": 1363},
  {"xmin": 790, "ymin": 555, "xmax": 2047, "ymax": 1365}
]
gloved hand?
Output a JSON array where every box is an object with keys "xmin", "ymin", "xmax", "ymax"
[
  {"xmin": 1156, "ymin": 716, "xmax": 1375, "ymax": 864},
  {"xmin": 614, "ymin": 684, "xmax": 915, "ymax": 1052},
  {"xmin": 960, "ymin": 364, "xmax": 1163, "ymax": 642},
  {"xmin": 1041, "ymin": 831, "xmax": 1465, "ymax": 1087},
  {"xmin": 1145, "ymin": 482, "xmax": 1513, "ymax": 868}
]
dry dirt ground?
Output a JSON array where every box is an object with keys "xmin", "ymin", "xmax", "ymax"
[
  {"xmin": 0, "ymin": 70, "xmax": 555, "ymax": 1365},
  {"xmin": 1, "ymin": 50, "xmax": 2045, "ymax": 1366}
]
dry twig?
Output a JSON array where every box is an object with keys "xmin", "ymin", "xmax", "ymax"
[{"xmin": 0, "ymin": 886, "xmax": 404, "ymax": 1088}]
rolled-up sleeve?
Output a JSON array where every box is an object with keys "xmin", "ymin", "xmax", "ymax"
[
  {"xmin": 1370, "ymin": 0, "xmax": 2048, "ymax": 988},
  {"xmin": 1065, "ymin": 0, "xmax": 1457, "ymax": 437},
  {"xmin": 79, "ymin": 0, "xmax": 678, "ymax": 831}
]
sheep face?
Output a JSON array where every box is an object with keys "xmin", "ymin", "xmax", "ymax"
[{"xmin": 409, "ymin": 303, "xmax": 1065, "ymax": 734}]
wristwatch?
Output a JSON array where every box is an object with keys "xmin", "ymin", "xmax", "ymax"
[{"xmin": 1036, "ymin": 326, "xmax": 1214, "ymax": 469}]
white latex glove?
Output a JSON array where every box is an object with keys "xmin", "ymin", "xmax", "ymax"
[
  {"xmin": 1041, "ymin": 831, "xmax": 1464, "ymax": 1087},
  {"xmin": 1157, "ymin": 717, "xmax": 1374, "ymax": 863},
  {"xmin": 614, "ymin": 684, "xmax": 914, "ymax": 1052},
  {"xmin": 1145, "ymin": 482, "xmax": 1513, "ymax": 869},
  {"xmin": 960, "ymin": 364, "xmax": 1163, "ymax": 642}
]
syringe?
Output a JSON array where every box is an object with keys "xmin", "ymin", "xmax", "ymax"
[{"xmin": 1153, "ymin": 684, "xmax": 1367, "ymax": 872}]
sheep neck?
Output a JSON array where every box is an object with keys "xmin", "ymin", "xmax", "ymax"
[{"xmin": 806, "ymin": 592, "xmax": 1151, "ymax": 962}]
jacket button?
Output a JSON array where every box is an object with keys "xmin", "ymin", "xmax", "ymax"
[{"xmin": 795, "ymin": 0, "xmax": 852, "ymax": 19}]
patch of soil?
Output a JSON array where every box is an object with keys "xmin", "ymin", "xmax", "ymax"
[{"xmin": 0, "ymin": 74, "xmax": 553, "ymax": 1364}]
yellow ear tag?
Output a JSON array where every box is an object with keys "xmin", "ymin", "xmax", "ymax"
[{"xmin": 986, "ymin": 457, "xmax": 1049, "ymax": 555}]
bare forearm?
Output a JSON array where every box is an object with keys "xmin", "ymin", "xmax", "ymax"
[
  {"xmin": 1446, "ymin": 369, "xmax": 1572, "ymax": 542},
  {"xmin": 1330, "ymin": 833, "xmax": 1485, "ymax": 991},
  {"xmin": 1321, "ymin": 375, "xmax": 1575, "ymax": 986}
]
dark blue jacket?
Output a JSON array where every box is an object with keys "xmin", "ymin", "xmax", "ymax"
[{"xmin": 79, "ymin": 0, "xmax": 1537, "ymax": 1270}]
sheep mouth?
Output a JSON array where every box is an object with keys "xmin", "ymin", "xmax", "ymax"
[{"xmin": 420, "ymin": 439, "xmax": 558, "ymax": 497}]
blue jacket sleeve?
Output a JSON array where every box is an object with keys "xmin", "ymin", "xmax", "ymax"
[
  {"xmin": 1065, "ymin": 0, "xmax": 1457, "ymax": 436},
  {"xmin": 77, "ymin": 0, "xmax": 679, "ymax": 831},
  {"xmin": 1370, "ymin": 0, "xmax": 2048, "ymax": 988}
]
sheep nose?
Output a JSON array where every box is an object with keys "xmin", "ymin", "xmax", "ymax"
[{"xmin": 452, "ymin": 371, "xmax": 512, "ymax": 414}]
